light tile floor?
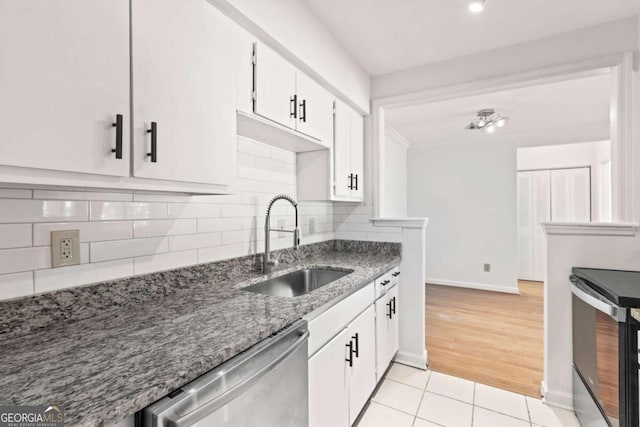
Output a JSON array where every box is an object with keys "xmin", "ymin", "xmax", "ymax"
[{"xmin": 358, "ymin": 363, "xmax": 581, "ymax": 427}]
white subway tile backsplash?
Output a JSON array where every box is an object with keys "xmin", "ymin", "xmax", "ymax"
[
  {"xmin": 0, "ymin": 272, "xmax": 33, "ymax": 300},
  {"xmin": 197, "ymin": 218, "xmax": 243, "ymax": 233},
  {"xmin": 167, "ymin": 203, "xmax": 221, "ymax": 219},
  {"xmin": 133, "ymin": 219, "xmax": 196, "ymax": 238},
  {"xmin": 0, "ymin": 246, "xmax": 51, "ymax": 274},
  {"xmin": 90, "ymin": 237, "xmax": 168, "ymax": 263},
  {"xmin": 0, "ymin": 224, "xmax": 32, "ymax": 249},
  {"xmin": 197, "ymin": 243, "xmax": 245, "ymax": 263},
  {"xmin": 91, "ymin": 202, "xmax": 167, "ymax": 221},
  {"xmin": 168, "ymin": 232, "xmax": 222, "ymax": 252},
  {"xmin": 33, "ymin": 190, "xmax": 132, "ymax": 201},
  {"xmin": 238, "ymin": 137, "xmax": 271, "ymax": 158},
  {"xmin": 221, "ymin": 204, "xmax": 259, "ymax": 218},
  {"xmin": 33, "ymin": 221, "xmax": 133, "ymax": 245},
  {"xmin": 0, "ymin": 189, "xmax": 32, "ymax": 199},
  {"xmin": 221, "ymin": 229, "xmax": 255, "ymax": 245},
  {"xmin": 270, "ymin": 148, "xmax": 296, "ymax": 164},
  {"xmin": 34, "ymin": 259, "xmax": 134, "ymax": 293},
  {"xmin": 0, "ymin": 200, "xmax": 88, "ymax": 223},
  {"xmin": 134, "ymin": 250, "xmax": 198, "ymax": 275}
]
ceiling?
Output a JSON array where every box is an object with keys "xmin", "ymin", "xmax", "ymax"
[
  {"xmin": 302, "ymin": 0, "xmax": 640, "ymax": 76},
  {"xmin": 385, "ymin": 74, "xmax": 611, "ymax": 148}
]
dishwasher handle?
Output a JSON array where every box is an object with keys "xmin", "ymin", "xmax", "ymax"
[
  {"xmin": 570, "ymin": 276, "xmax": 626, "ymax": 322},
  {"xmin": 169, "ymin": 329, "xmax": 309, "ymax": 427}
]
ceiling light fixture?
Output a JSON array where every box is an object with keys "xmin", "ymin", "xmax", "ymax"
[
  {"xmin": 466, "ymin": 109, "xmax": 509, "ymax": 133},
  {"xmin": 468, "ymin": 0, "xmax": 485, "ymax": 13}
]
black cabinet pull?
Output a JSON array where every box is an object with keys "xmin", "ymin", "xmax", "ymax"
[
  {"xmin": 299, "ymin": 99, "xmax": 307, "ymax": 122},
  {"xmin": 147, "ymin": 122, "xmax": 157, "ymax": 163},
  {"xmin": 387, "ymin": 300, "xmax": 393, "ymax": 319},
  {"xmin": 392, "ymin": 271, "xmax": 401, "ymax": 277},
  {"xmin": 381, "ymin": 279, "xmax": 390, "ymax": 287},
  {"xmin": 354, "ymin": 174, "xmax": 358, "ymax": 191},
  {"xmin": 351, "ymin": 333, "xmax": 359, "ymax": 358},
  {"xmin": 290, "ymin": 94, "xmax": 298, "ymax": 119},
  {"xmin": 348, "ymin": 174, "xmax": 354, "ymax": 190},
  {"xmin": 345, "ymin": 341, "xmax": 354, "ymax": 367},
  {"xmin": 392, "ymin": 297, "xmax": 397, "ymax": 315},
  {"xmin": 111, "ymin": 114, "xmax": 123, "ymax": 159}
]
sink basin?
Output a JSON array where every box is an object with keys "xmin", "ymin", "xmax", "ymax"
[{"xmin": 242, "ymin": 268, "xmax": 351, "ymax": 297}]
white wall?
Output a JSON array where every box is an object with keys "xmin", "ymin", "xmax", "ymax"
[
  {"xmin": 372, "ymin": 17, "xmax": 638, "ymax": 100},
  {"xmin": 517, "ymin": 140, "xmax": 611, "ymax": 221},
  {"xmin": 0, "ymin": 137, "xmax": 335, "ymax": 301},
  {"xmin": 407, "ymin": 139, "xmax": 519, "ymax": 293},
  {"xmin": 212, "ymin": 0, "xmax": 371, "ymax": 112},
  {"xmin": 380, "ymin": 127, "xmax": 409, "ymax": 217}
]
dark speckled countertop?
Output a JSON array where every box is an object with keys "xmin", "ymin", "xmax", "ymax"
[{"xmin": 0, "ymin": 240, "xmax": 400, "ymax": 426}]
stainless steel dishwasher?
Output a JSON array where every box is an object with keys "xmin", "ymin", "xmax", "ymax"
[{"xmin": 141, "ymin": 321, "xmax": 309, "ymax": 427}]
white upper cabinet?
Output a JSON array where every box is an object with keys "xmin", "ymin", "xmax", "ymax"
[
  {"xmin": 296, "ymin": 72, "xmax": 334, "ymax": 144},
  {"xmin": 349, "ymin": 112, "xmax": 365, "ymax": 199},
  {"xmin": 252, "ymin": 42, "xmax": 334, "ymax": 145},
  {"xmin": 333, "ymin": 100, "xmax": 364, "ymax": 201},
  {"xmin": 131, "ymin": 0, "xmax": 236, "ymax": 186},
  {"xmin": 0, "ymin": 0, "xmax": 130, "ymax": 177},
  {"xmin": 253, "ymin": 42, "xmax": 298, "ymax": 130}
]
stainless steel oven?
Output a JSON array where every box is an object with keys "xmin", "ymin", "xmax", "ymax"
[{"xmin": 571, "ymin": 274, "xmax": 638, "ymax": 427}]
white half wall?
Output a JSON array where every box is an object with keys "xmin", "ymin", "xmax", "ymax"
[
  {"xmin": 380, "ymin": 127, "xmax": 409, "ymax": 217},
  {"xmin": 407, "ymin": 139, "xmax": 519, "ymax": 293}
]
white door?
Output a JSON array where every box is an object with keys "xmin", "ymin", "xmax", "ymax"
[
  {"xmin": 333, "ymin": 100, "xmax": 352, "ymax": 198},
  {"xmin": 295, "ymin": 72, "xmax": 334, "ymax": 144},
  {"xmin": 0, "ymin": 0, "xmax": 130, "ymax": 177},
  {"xmin": 349, "ymin": 305, "xmax": 377, "ymax": 425},
  {"xmin": 253, "ymin": 42, "xmax": 297, "ymax": 129},
  {"xmin": 350, "ymin": 111, "xmax": 365, "ymax": 200},
  {"xmin": 551, "ymin": 168, "xmax": 591, "ymax": 222},
  {"xmin": 131, "ymin": 0, "xmax": 236, "ymax": 185},
  {"xmin": 309, "ymin": 328, "xmax": 350, "ymax": 427}
]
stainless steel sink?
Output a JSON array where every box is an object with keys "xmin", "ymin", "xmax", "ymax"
[{"xmin": 242, "ymin": 268, "xmax": 351, "ymax": 297}]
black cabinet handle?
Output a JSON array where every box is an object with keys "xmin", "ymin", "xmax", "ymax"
[
  {"xmin": 290, "ymin": 95, "xmax": 298, "ymax": 119},
  {"xmin": 348, "ymin": 174, "xmax": 354, "ymax": 190},
  {"xmin": 147, "ymin": 122, "xmax": 157, "ymax": 163},
  {"xmin": 392, "ymin": 297, "xmax": 397, "ymax": 315},
  {"xmin": 392, "ymin": 272, "xmax": 401, "ymax": 277},
  {"xmin": 111, "ymin": 114, "xmax": 123, "ymax": 159},
  {"xmin": 345, "ymin": 341, "xmax": 354, "ymax": 367},
  {"xmin": 354, "ymin": 174, "xmax": 358, "ymax": 191},
  {"xmin": 381, "ymin": 279, "xmax": 390, "ymax": 287},
  {"xmin": 387, "ymin": 300, "xmax": 393, "ymax": 319},
  {"xmin": 351, "ymin": 333, "xmax": 359, "ymax": 358},
  {"xmin": 299, "ymin": 99, "xmax": 307, "ymax": 122}
]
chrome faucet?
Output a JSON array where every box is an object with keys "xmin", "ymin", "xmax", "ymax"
[{"xmin": 263, "ymin": 194, "xmax": 300, "ymax": 274}]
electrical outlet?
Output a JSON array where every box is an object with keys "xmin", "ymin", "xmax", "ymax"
[
  {"xmin": 277, "ymin": 219, "xmax": 286, "ymax": 238},
  {"xmin": 309, "ymin": 217, "xmax": 316, "ymax": 234},
  {"xmin": 484, "ymin": 263, "xmax": 491, "ymax": 272},
  {"xmin": 51, "ymin": 230, "xmax": 80, "ymax": 268}
]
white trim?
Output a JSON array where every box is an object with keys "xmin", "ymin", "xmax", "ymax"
[
  {"xmin": 425, "ymin": 277, "xmax": 521, "ymax": 294},
  {"xmin": 393, "ymin": 349, "xmax": 428, "ymax": 371},
  {"xmin": 371, "ymin": 217, "xmax": 429, "ymax": 229},
  {"xmin": 385, "ymin": 126, "xmax": 411, "ymax": 148},
  {"xmin": 542, "ymin": 222, "xmax": 638, "ymax": 236},
  {"xmin": 541, "ymin": 381, "xmax": 574, "ymax": 410}
]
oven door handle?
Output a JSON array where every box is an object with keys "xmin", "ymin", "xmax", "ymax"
[{"xmin": 571, "ymin": 279, "xmax": 626, "ymax": 322}]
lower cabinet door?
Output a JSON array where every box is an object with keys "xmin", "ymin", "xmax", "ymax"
[
  {"xmin": 348, "ymin": 305, "xmax": 377, "ymax": 425},
  {"xmin": 309, "ymin": 328, "xmax": 350, "ymax": 427},
  {"xmin": 388, "ymin": 285, "xmax": 400, "ymax": 362},
  {"xmin": 375, "ymin": 294, "xmax": 392, "ymax": 381}
]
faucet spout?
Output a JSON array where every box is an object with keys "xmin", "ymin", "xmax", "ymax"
[{"xmin": 263, "ymin": 194, "xmax": 300, "ymax": 274}]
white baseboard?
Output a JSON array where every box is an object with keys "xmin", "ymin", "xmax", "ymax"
[
  {"xmin": 425, "ymin": 277, "xmax": 520, "ymax": 294},
  {"xmin": 394, "ymin": 349, "xmax": 428, "ymax": 370},
  {"xmin": 541, "ymin": 380, "xmax": 574, "ymax": 410}
]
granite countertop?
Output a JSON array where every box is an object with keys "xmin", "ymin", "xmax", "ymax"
[{"xmin": 0, "ymin": 241, "xmax": 400, "ymax": 426}]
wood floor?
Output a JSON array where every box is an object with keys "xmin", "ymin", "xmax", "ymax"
[{"xmin": 425, "ymin": 280, "xmax": 544, "ymax": 397}]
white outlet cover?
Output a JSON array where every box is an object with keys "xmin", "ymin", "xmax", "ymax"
[{"xmin": 51, "ymin": 230, "xmax": 80, "ymax": 268}]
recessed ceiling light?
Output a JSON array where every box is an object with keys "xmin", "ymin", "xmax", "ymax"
[{"xmin": 468, "ymin": 0, "xmax": 485, "ymax": 13}]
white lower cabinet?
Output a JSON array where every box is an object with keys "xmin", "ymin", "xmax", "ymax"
[
  {"xmin": 308, "ymin": 284, "xmax": 377, "ymax": 427},
  {"xmin": 375, "ymin": 284, "xmax": 400, "ymax": 382}
]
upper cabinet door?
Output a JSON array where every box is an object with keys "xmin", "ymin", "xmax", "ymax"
[
  {"xmin": 295, "ymin": 72, "xmax": 334, "ymax": 145},
  {"xmin": 132, "ymin": 0, "xmax": 236, "ymax": 185},
  {"xmin": 0, "ymin": 0, "xmax": 130, "ymax": 177},
  {"xmin": 350, "ymin": 110, "xmax": 364, "ymax": 199},
  {"xmin": 333, "ymin": 101, "xmax": 352, "ymax": 198},
  {"xmin": 253, "ymin": 42, "xmax": 297, "ymax": 129}
]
